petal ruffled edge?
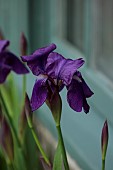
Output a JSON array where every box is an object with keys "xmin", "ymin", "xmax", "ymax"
[
  {"xmin": 21, "ymin": 43, "xmax": 56, "ymax": 62},
  {"xmin": 46, "ymin": 52, "xmax": 85, "ymax": 85}
]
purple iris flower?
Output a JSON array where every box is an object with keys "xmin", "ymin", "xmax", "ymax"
[
  {"xmin": 0, "ymin": 40, "xmax": 29, "ymax": 83},
  {"xmin": 21, "ymin": 44, "xmax": 93, "ymax": 113},
  {"xmin": 46, "ymin": 52, "xmax": 93, "ymax": 113},
  {"xmin": 21, "ymin": 43, "xmax": 57, "ymax": 111}
]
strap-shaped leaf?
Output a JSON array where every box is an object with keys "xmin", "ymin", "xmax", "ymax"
[{"xmin": 53, "ymin": 140, "xmax": 62, "ymax": 170}]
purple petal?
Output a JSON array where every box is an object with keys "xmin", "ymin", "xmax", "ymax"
[
  {"xmin": 31, "ymin": 77, "xmax": 48, "ymax": 111},
  {"xmin": 27, "ymin": 56, "xmax": 47, "ymax": 76},
  {"xmin": 8, "ymin": 52, "xmax": 29, "ymax": 74},
  {"xmin": 0, "ymin": 52, "xmax": 29, "ymax": 74},
  {"xmin": 82, "ymin": 78, "xmax": 94, "ymax": 98},
  {"xmin": 46, "ymin": 52, "xmax": 65, "ymax": 77},
  {"xmin": 21, "ymin": 43, "xmax": 56, "ymax": 75},
  {"xmin": 60, "ymin": 58, "xmax": 84, "ymax": 85},
  {"xmin": 46, "ymin": 52, "xmax": 84, "ymax": 85},
  {"xmin": 75, "ymin": 71, "xmax": 94, "ymax": 98},
  {"xmin": 21, "ymin": 43, "xmax": 56, "ymax": 62},
  {"xmin": 0, "ymin": 64, "xmax": 11, "ymax": 83},
  {"xmin": 83, "ymin": 98, "xmax": 90, "ymax": 113},
  {"xmin": 67, "ymin": 79, "xmax": 83, "ymax": 112},
  {"xmin": 0, "ymin": 40, "xmax": 9, "ymax": 52},
  {"xmin": 67, "ymin": 77, "xmax": 91, "ymax": 113}
]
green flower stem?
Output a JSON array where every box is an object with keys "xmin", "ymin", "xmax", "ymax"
[
  {"xmin": 22, "ymin": 75, "xmax": 26, "ymax": 102},
  {"xmin": 0, "ymin": 91, "xmax": 21, "ymax": 148},
  {"xmin": 102, "ymin": 159, "xmax": 105, "ymax": 170},
  {"xmin": 56, "ymin": 125, "xmax": 70, "ymax": 170},
  {"xmin": 30, "ymin": 125, "xmax": 51, "ymax": 166}
]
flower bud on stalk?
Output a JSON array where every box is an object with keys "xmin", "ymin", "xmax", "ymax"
[
  {"xmin": 0, "ymin": 113, "xmax": 14, "ymax": 163},
  {"xmin": 0, "ymin": 29, "xmax": 4, "ymax": 40},
  {"xmin": 20, "ymin": 32, "xmax": 27, "ymax": 56},
  {"xmin": 101, "ymin": 120, "xmax": 109, "ymax": 161},
  {"xmin": 46, "ymin": 89, "xmax": 62, "ymax": 126}
]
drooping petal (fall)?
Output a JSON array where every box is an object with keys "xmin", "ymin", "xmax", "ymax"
[
  {"xmin": 67, "ymin": 79, "xmax": 83, "ymax": 112},
  {"xmin": 67, "ymin": 74, "xmax": 92, "ymax": 113},
  {"xmin": 31, "ymin": 77, "xmax": 48, "ymax": 111},
  {"xmin": 0, "ymin": 40, "xmax": 29, "ymax": 84},
  {"xmin": 4, "ymin": 52, "xmax": 29, "ymax": 74},
  {"xmin": 75, "ymin": 71, "xmax": 94, "ymax": 98}
]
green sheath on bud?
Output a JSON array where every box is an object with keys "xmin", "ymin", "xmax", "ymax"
[{"xmin": 46, "ymin": 90, "xmax": 62, "ymax": 126}]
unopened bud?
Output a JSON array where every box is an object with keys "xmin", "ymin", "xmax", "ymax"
[
  {"xmin": 101, "ymin": 120, "xmax": 109, "ymax": 160},
  {"xmin": 0, "ymin": 29, "xmax": 4, "ymax": 40},
  {"xmin": 20, "ymin": 32, "xmax": 27, "ymax": 55},
  {"xmin": 46, "ymin": 90, "xmax": 62, "ymax": 126},
  {"xmin": 0, "ymin": 116, "xmax": 14, "ymax": 162}
]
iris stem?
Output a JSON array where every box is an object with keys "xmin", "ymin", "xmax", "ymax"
[
  {"xmin": 56, "ymin": 125, "xmax": 70, "ymax": 170},
  {"xmin": 0, "ymin": 91, "xmax": 21, "ymax": 147},
  {"xmin": 30, "ymin": 125, "xmax": 51, "ymax": 166},
  {"xmin": 102, "ymin": 159, "xmax": 105, "ymax": 170},
  {"xmin": 22, "ymin": 75, "xmax": 26, "ymax": 103}
]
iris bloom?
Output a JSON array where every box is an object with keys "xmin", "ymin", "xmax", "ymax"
[
  {"xmin": 0, "ymin": 40, "xmax": 29, "ymax": 83},
  {"xmin": 21, "ymin": 44, "xmax": 93, "ymax": 113}
]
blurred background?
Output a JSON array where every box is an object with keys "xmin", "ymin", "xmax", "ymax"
[{"xmin": 0, "ymin": 0, "xmax": 113, "ymax": 169}]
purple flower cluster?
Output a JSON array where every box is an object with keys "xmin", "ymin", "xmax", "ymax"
[
  {"xmin": 0, "ymin": 40, "xmax": 29, "ymax": 83},
  {"xmin": 22, "ymin": 44, "xmax": 93, "ymax": 113}
]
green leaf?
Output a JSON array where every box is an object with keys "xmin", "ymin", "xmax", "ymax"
[{"xmin": 53, "ymin": 140, "xmax": 62, "ymax": 170}]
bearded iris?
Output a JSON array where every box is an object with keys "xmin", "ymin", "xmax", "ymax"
[
  {"xmin": 0, "ymin": 40, "xmax": 29, "ymax": 83},
  {"xmin": 21, "ymin": 43, "xmax": 93, "ymax": 113}
]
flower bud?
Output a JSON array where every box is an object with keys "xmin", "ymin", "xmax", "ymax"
[
  {"xmin": 46, "ymin": 90, "xmax": 62, "ymax": 126},
  {"xmin": 0, "ymin": 116, "xmax": 14, "ymax": 162},
  {"xmin": 0, "ymin": 29, "xmax": 4, "ymax": 40},
  {"xmin": 20, "ymin": 32, "xmax": 27, "ymax": 55},
  {"xmin": 101, "ymin": 120, "xmax": 109, "ymax": 160}
]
